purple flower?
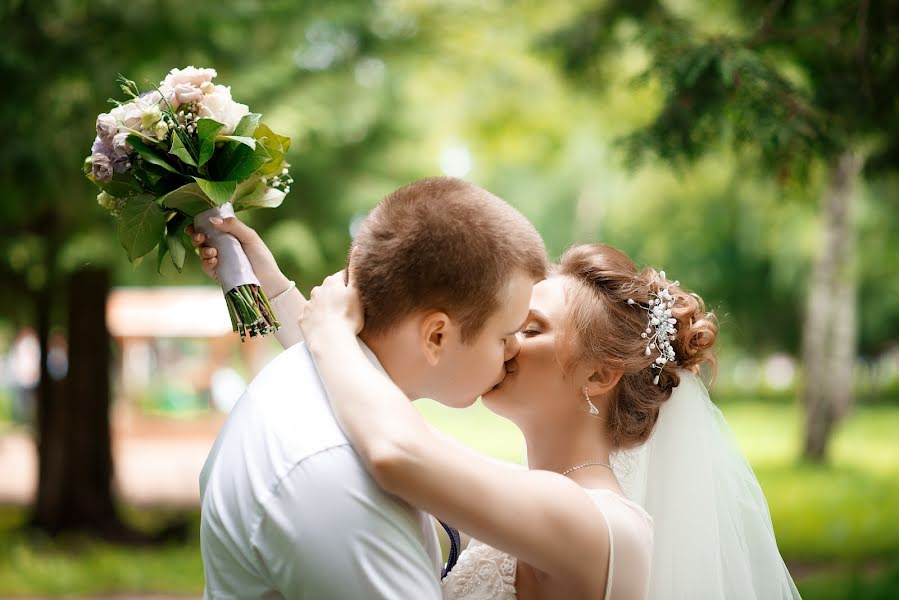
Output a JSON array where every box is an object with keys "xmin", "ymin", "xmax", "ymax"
[
  {"xmin": 91, "ymin": 135, "xmax": 112, "ymax": 157},
  {"xmin": 92, "ymin": 151, "xmax": 113, "ymax": 182},
  {"xmin": 96, "ymin": 113, "xmax": 118, "ymax": 145}
]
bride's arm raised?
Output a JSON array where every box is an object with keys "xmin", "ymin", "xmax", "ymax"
[
  {"xmin": 187, "ymin": 218, "xmax": 306, "ymax": 349},
  {"xmin": 300, "ymin": 273, "xmax": 611, "ymax": 588}
]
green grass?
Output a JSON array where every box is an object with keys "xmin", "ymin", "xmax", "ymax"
[
  {"xmin": 0, "ymin": 507, "xmax": 202, "ymax": 596},
  {"xmin": 0, "ymin": 398, "xmax": 897, "ymax": 597}
]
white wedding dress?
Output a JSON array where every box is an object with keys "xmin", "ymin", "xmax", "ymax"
[{"xmin": 440, "ymin": 488, "xmax": 654, "ymax": 600}]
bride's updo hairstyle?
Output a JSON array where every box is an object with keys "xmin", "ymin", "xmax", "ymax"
[{"xmin": 558, "ymin": 244, "xmax": 718, "ymax": 449}]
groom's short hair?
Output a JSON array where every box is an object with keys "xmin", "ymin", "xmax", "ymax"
[{"xmin": 350, "ymin": 176, "xmax": 547, "ymax": 343}]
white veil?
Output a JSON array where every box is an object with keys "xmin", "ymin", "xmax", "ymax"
[{"xmin": 611, "ymin": 369, "xmax": 802, "ymax": 599}]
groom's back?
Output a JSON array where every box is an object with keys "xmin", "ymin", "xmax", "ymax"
[{"xmin": 199, "ymin": 342, "xmax": 441, "ymax": 599}]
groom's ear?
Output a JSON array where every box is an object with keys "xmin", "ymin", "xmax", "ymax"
[
  {"xmin": 585, "ymin": 364, "xmax": 623, "ymax": 397},
  {"xmin": 420, "ymin": 311, "xmax": 451, "ymax": 367}
]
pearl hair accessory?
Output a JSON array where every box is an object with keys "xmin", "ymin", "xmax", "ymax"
[{"xmin": 628, "ymin": 271, "xmax": 680, "ymax": 386}]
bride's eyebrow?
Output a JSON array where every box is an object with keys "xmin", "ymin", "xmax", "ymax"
[{"xmin": 527, "ymin": 309, "xmax": 547, "ymax": 325}]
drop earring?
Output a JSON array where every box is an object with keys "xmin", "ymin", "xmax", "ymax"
[{"xmin": 584, "ymin": 387, "xmax": 599, "ymax": 415}]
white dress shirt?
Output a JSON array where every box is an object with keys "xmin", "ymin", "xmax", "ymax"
[{"xmin": 199, "ymin": 285, "xmax": 443, "ymax": 599}]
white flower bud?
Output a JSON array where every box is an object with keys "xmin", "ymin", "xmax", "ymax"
[{"xmin": 155, "ymin": 120, "xmax": 169, "ymax": 140}]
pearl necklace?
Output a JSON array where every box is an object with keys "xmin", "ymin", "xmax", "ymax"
[{"xmin": 560, "ymin": 461, "xmax": 613, "ymax": 476}]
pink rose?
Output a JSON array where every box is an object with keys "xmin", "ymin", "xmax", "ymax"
[
  {"xmin": 163, "ymin": 66, "xmax": 217, "ymax": 90},
  {"xmin": 158, "ymin": 84, "xmax": 178, "ymax": 108},
  {"xmin": 173, "ymin": 83, "xmax": 203, "ymax": 105}
]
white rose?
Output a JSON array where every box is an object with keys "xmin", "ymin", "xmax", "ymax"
[
  {"xmin": 197, "ymin": 84, "xmax": 249, "ymax": 135},
  {"xmin": 111, "ymin": 101, "xmax": 143, "ymax": 131},
  {"xmin": 163, "ymin": 66, "xmax": 217, "ymax": 89},
  {"xmin": 173, "ymin": 83, "xmax": 203, "ymax": 105}
]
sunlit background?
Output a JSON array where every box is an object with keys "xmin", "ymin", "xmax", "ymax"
[{"xmin": 1, "ymin": 1, "xmax": 898, "ymax": 598}]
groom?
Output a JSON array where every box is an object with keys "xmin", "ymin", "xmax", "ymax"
[{"xmin": 197, "ymin": 177, "xmax": 547, "ymax": 598}]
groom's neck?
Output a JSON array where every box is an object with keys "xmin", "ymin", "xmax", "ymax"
[{"xmin": 359, "ymin": 330, "xmax": 417, "ymax": 402}]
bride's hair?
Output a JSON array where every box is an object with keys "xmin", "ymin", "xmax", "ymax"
[{"xmin": 557, "ymin": 244, "xmax": 718, "ymax": 450}]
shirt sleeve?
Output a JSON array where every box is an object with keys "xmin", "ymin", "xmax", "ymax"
[
  {"xmin": 252, "ymin": 444, "xmax": 442, "ymax": 599},
  {"xmin": 270, "ymin": 285, "xmax": 305, "ymax": 349}
]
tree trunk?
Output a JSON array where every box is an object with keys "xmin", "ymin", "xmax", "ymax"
[
  {"xmin": 800, "ymin": 151, "xmax": 863, "ymax": 462},
  {"xmin": 30, "ymin": 268, "xmax": 119, "ymax": 534}
]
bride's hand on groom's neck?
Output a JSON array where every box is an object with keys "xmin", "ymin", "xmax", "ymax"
[{"xmin": 300, "ymin": 271, "xmax": 365, "ymax": 348}]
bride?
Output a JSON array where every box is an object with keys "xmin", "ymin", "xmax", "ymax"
[{"xmin": 297, "ymin": 243, "xmax": 802, "ymax": 600}]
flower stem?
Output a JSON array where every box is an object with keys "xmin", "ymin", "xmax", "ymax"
[{"xmin": 223, "ymin": 284, "xmax": 279, "ymax": 341}]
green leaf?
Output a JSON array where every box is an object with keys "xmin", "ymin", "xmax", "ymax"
[
  {"xmin": 166, "ymin": 230, "xmax": 186, "ymax": 272},
  {"xmin": 221, "ymin": 142, "xmax": 271, "ymax": 181},
  {"xmin": 170, "ymin": 133, "xmax": 197, "ymax": 167},
  {"xmin": 117, "ymin": 195, "xmax": 166, "ymax": 262},
  {"xmin": 127, "ymin": 135, "xmax": 181, "ymax": 174},
  {"xmin": 94, "ymin": 171, "xmax": 142, "ymax": 197},
  {"xmin": 232, "ymin": 181, "xmax": 286, "ymax": 211},
  {"xmin": 156, "ymin": 238, "xmax": 169, "ymax": 274},
  {"xmin": 231, "ymin": 179, "xmax": 265, "ymax": 210},
  {"xmin": 159, "ymin": 182, "xmax": 214, "ymax": 216},
  {"xmin": 207, "ymin": 114, "xmax": 264, "ymax": 179},
  {"xmin": 254, "ymin": 123, "xmax": 291, "ymax": 178},
  {"xmin": 197, "ymin": 118, "xmax": 226, "ymax": 167},
  {"xmin": 194, "ymin": 178, "xmax": 237, "ymax": 207},
  {"xmin": 216, "ymin": 135, "xmax": 256, "ymax": 149},
  {"xmin": 165, "ymin": 213, "xmax": 189, "ymax": 273},
  {"xmin": 232, "ymin": 113, "xmax": 261, "ymax": 137}
]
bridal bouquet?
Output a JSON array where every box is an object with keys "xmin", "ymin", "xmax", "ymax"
[{"xmin": 84, "ymin": 67, "xmax": 292, "ymax": 340}]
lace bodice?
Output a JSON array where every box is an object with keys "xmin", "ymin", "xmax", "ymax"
[
  {"xmin": 441, "ymin": 538, "xmax": 517, "ymax": 600},
  {"xmin": 440, "ymin": 489, "xmax": 653, "ymax": 600}
]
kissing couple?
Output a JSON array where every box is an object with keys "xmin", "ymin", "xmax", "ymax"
[{"xmin": 190, "ymin": 177, "xmax": 801, "ymax": 599}]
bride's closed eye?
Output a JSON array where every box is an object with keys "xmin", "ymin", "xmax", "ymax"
[{"xmin": 520, "ymin": 325, "xmax": 542, "ymax": 337}]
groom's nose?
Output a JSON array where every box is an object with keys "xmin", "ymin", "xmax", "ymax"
[{"xmin": 503, "ymin": 334, "xmax": 521, "ymax": 362}]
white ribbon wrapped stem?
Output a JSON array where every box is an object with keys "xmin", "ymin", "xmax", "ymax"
[{"xmin": 193, "ymin": 202, "xmax": 260, "ymax": 293}]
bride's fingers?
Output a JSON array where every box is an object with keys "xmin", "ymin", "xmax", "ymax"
[
  {"xmin": 187, "ymin": 227, "xmax": 206, "ymax": 249},
  {"xmin": 202, "ymin": 257, "xmax": 219, "ymax": 280}
]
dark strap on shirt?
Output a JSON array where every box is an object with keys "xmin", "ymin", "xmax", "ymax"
[{"xmin": 438, "ymin": 519, "xmax": 462, "ymax": 579}]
